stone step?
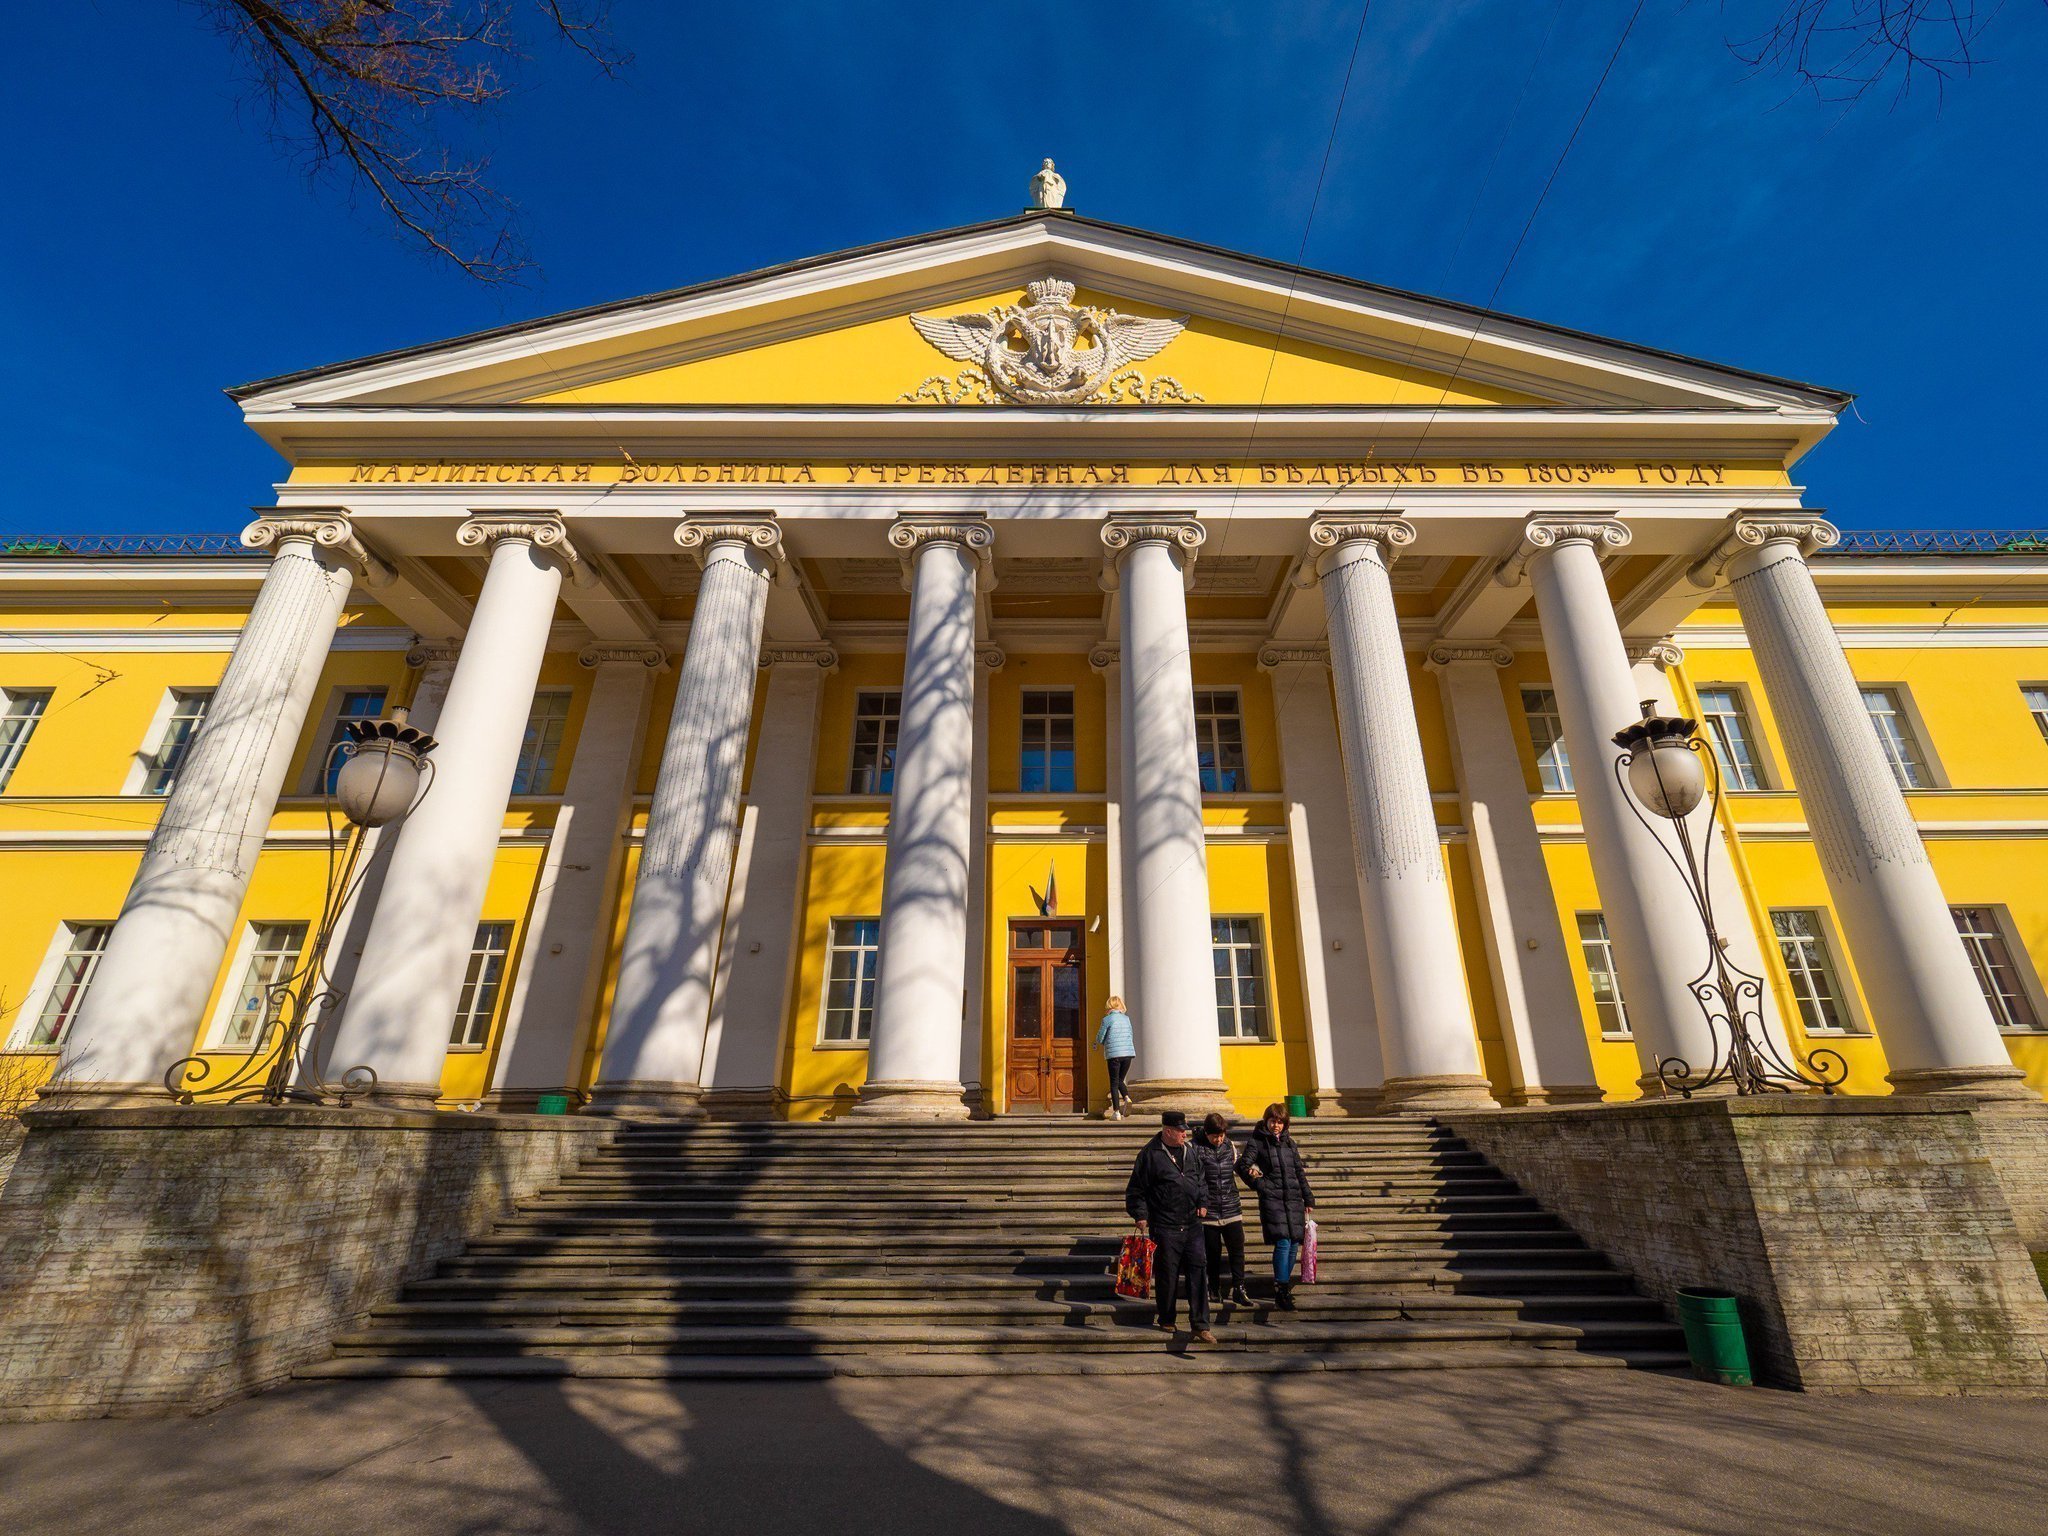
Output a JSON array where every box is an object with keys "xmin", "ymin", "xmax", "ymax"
[
  {"xmin": 506, "ymin": 1198, "xmax": 1547, "ymax": 1223},
  {"xmin": 540, "ymin": 1176, "xmax": 1516, "ymax": 1199},
  {"xmin": 466, "ymin": 1224, "xmax": 1585, "ymax": 1252}
]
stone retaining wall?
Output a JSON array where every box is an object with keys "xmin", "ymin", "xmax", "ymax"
[
  {"xmin": 1444, "ymin": 1096, "xmax": 2048, "ymax": 1394},
  {"xmin": 0, "ymin": 1104, "xmax": 614, "ymax": 1420}
]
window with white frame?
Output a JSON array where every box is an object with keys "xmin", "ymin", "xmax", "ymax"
[
  {"xmin": 314, "ymin": 687, "xmax": 388, "ymax": 793},
  {"xmin": 848, "ymin": 692, "xmax": 901, "ymax": 794},
  {"xmin": 1860, "ymin": 687, "xmax": 1931, "ymax": 789},
  {"xmin": 1951, "ymin": 907, "xmax": 2042, "ymax": 1032},
  {"xmin": 0, "ymin": 688, "xmax": 51, "ymax": 791},
  {"xmin": 1575, "ymin": 913, "xmax": 1630, "ymax": 1039},
  {"xmin": 1212, "ymin": 917, "xmax": 1270, "ymax": 1040},
  {"xmin": 2024, "ymin": 687, "xmax": 2048, "ymax": 747},
  {"xmin": 510, "ymin": 691, "xmax": 572, "ymax": 794},
  {"xmin": 1696, "ymin": 686, "xmax": 1764, "ymax": 791},
  {"xmin": 17, "ymin": 923, "xmax": 111, "ymax": 1049},
  {"xmin": 214, "ymin": 922, "xmax": 309, "ymax": 1049},
  {"xmin": 142, "ymin": 689, "xmax": 213, "ymax": 796},
  {"xmin": 448, "ymin": 922, "xmax": 513, "ymax": 1048},
  {"xmin": 1772, "ymin": 909, "xmax": 1856, "ymax": 1035},
  {"xmin": 821, "ymin": 918, "xmax": 881, "ymax": 1043},
  {"xmin": 1521, "ymin": 687, "xmax": 1573, "ymax": 792},
  {"xmin": 1193, "ymin": 690, "xmax": 1248, "ymax": 792},
  {"xmin": 1019, "ymin": 689, "xmax": 1076, "ymax": 793}
]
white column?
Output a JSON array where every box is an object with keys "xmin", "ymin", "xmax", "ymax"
[
  {"xmin": 1696, "ymin": 516, "xmax": 2032, "ymax": 1098},
  {"xmin": 484, "ymin": 644, "xmax": 662, "ymax": 1110},
  {"xmin": 699, "ymin": 646, "xmax": 834, "ymax": 1118},
  {"xmin": 1103, "ymin": 519, "xmax": 1229, "ymax": 1113},
  {"xmin": 959, "ymin": 645, "xmax": 1000, "ymax": 1114},
  {"xmin": 593, "ymin": 521, "xmax": 781, "ymax": 1114},
  {"xmin": 330, "ymin": 516, "xmax": 577, "ymax": 1107},
  {"xmin": 854, "ymin": 519, "xmax": 992, "ymax": 1118},
  {"xmin": 1262, "ymin": 646, "xmax": 1384, "ymax": 1113},
  {"xmin": 45, "ymin": 516, "xmax": 383, "ymax": 1103},
  {"xmin": 1309, "ymin": 518, "xmax": 1494, "ymax": 1111},
  {"xmin": 1428, "ymin": 642, "xmax": 1603, "ymax": 1104},
  {"xmin": 1512, "ymin": 517, "xmax": 1721, "ymax": 1088}
]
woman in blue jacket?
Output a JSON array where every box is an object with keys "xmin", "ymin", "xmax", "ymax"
[{"xmin": 1096, "ymin": 995, "xmax": 1135, "ymax": 1119}]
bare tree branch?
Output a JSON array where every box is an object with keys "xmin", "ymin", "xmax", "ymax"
[
  {"xmin": 192, "ymin": 1, "xmax": 630, "ymax": 283},
  {"xmin": 1720, "ymin": 1, "xmax": 2036, "ymax": 107}
]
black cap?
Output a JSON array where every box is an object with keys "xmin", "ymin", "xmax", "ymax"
[{"xmin": 1161, "ymin": 1110, "xmax": 1187, "ymax": 1129}]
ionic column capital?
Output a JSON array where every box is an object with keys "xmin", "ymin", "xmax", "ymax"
[
  {"xmin": 1087, "ymin": 644, "xmax": 1120, "ymax": 673},
  {"xmin": 760, "ymin": 644, "xmax": 840, "ymax": 673},
  {"xmin": 243, "ymin": 511, "xmax": 393, "ymax": 587},
  {"xmin": 1101, "ymin": 518, "xmax": 1205, "ymax": 591},
  {"xmin": 1423, "ymin": 641, "xmax": 1514, "ymax": 671},
  {"xmin": 1689, "ymin": 512, "xmax": 1840, "ymax": 588},
  {"xmin": 1624, "ymin": 638, "xmax": 1685, "ymax": 670},
  {"xmin": 579, "ymin": 642, "xmax": 668, "ymax": 671},
  {"xmin": 1307, "ymin": 516, "xmax": 1416, "ymax": 578},
  {"xmin": 978, "ymin": 644, "xmax": 1008, "ymax": 671},
  {"xmin": 405, "ymin": 640, "xmax": 462, "ymax": 673},
  {"xmin": 888, "ymin": 518, "xmax": 995, "ymax": 590},
  {"xmin": 675, "ymin": 517, "xmax": 784, "ymax": 572},
  {"xmin": 1257, "ymin": 643, "xmax": 1331, "ymax": 670},
  {"xmin": 1495, "ymin": 515, "xmax": 1631, "ymax": 586},
  {"xmin": 456, "ymin": 513, "xmax": 592, "ymax": 585}
]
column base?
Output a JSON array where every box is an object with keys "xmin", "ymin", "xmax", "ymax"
[
  {"xmin": 34, "ymin": 1079, "xmax": 177, "ymax": 1110},
  {"xmin": 1887, "ymin": 1063, "xmax": 2038, "ymax": 1103},
  {"xmin": 1309, "ymin": 1088, "xmax": 1383, "ymax": 1117},
  {"xmin": 698, "ymin": 1086, "xmax": 787, "ymax": 1122},
  {"xmin": 847, "ymin": 1080, "xmax": 974, "ymax": 1120},
  {"xmin": 1632, "ymin": 1072, "xmax": 1744, "ymax": 1100},
  {"xmin": 1508, "ymin": 1083, "xmax": 1607, "ymax": 1108},
  {"xmin": 1124, "ymin": 1078, "xmax": 1235, "ymax": 1117},
  {"xmin": 477, "ymin": 1087, "xmax": 582, "ymax": 1114},
  {"xmin": 355, "ymin": 1079, "xmax": 445, "ymax": 1112},
  {"xmin": 1377, "ymin": 1073, "xmax": 1499, "ymax": 1112},
  {"xmin": 586, "ymin": 1080, "xmax": 707, "ymax": 1118}
]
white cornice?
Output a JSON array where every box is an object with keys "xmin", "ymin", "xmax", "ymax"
[
  {"xmin": 0, "ymin": 626, "xmax": 415, "ymax": 654},
  {"xmin": 1677, "ymin": 623, "xmax": 2048, "ymax": 650}
]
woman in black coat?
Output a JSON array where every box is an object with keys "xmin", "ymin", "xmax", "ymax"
[
  {"xmin": 1194, "ymin": 1113, "xmax": 1250, "ymax": 1307},
  {"xmin": 1237, "ymin": 1101, "xmax": 1315, "ymax": 1309}
]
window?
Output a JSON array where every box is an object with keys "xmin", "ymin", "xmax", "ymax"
[
  {"xmin": 1212, "ymin": 917, "xmax": 1270, "ymax": 1040},
  {"xmin": 0, "ymin": 688, "xmax": 51, "ymax": 792},
  {"xmin": 1521, "ymin": 688, "xmax": 1573, "ymax": 792},
  {"xmin": 1193, "ymin": 690, "xmax": 1247, "ymax": 792},
  {"xmin": 849, "ymin": 692, "xmax": 901, "ymax": 794},
  {"xmin": 1019, "ymin": 689, "xmax": 1076, "ymax": 793},
  {"xmin": 315, "ymin": 687, "xmax": 388, "ymax": 793},
  {"xmin": 821, "ymin": 918, "xmax": 881, "ymax": 1043},
  {"xmin": 1575, "ymin": 913, "xmax": 1630, "ymax": 1039},
  {"xmin": 2025, "ymin": 687, "xmax": 2048, "ymax": 747},
  {"xmin": 1952, "ymin": 907, "xmax": 2042, "ymax": 1032},
  {"xmin": 1696, "ymin": 687, "xmax": 1764, "ymax": 792},
  {"xmin": 449, "ymin": 922, "xmax": 513, "ymax": 1049},
  {"xmin": 1772, "ymin": 909, "xmax": 1856, "ymax": 1035},
  {"xmin": 142, "ymin": 689, "xmax": 212, "ymax": 796},
  {"xmin": 1860, "ymin": 688, "xmax": 1930, "ymax": 789},
  {"xmin": 215, "ymin": 922, "xmax": 308, "ymax": 1049},
  {"xmin": 18, "ymin": 923, "xmax": 111, "ymax": 1049},
  {"xmin": 511, "ymin": 691, "xmax": 572, "ymax": 794}
]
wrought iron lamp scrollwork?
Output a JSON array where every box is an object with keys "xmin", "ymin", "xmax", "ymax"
[
  {"xmin": 163, "ymin": 715, "xmax": 438, "ymax": 1105},
  {"xmin": 1611, "ymin": 703, "xmax": 1847, "ymax": 1098}
]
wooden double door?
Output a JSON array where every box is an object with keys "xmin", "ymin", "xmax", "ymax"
[{"xmin": 1006, "ymin": 920, "xmax": 1087, "ymax": 1114}]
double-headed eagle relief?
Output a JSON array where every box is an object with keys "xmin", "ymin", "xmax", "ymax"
[{"xmin": 902, "ymin": 279, "xmax": 1203, "ymax": 405}]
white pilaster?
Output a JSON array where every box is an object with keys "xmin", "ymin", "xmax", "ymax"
[
  {"xmin": 1512, "ymin": 517, "xmax": 1722, "ymax": 1088},
  {"xmin": 593, "ymin": 520, "xmax": 781, "ymax": 1114},
  {"xmin": 853, "ymin": 519, "xmax": 992, "ymax": 1118},
  {"xmin": 330, "ymin": 516, "xmax": 575, "ymax": 1108},
  {"xmin": 45, "ymin": 516, "xmax": 383, "ymax": 1103},
  {"xmin": 1103, "ymin": 519, "xmax": 1229, "ymax": 1112},
  {"xmin": 1090, "ymin": 646, "xmax": 1131, "ymax": 1012},
  {"xmin": 698, "ymin": 646, "xmax": 835, "ymax": 1118},
  {"xmin": 959, "ymin": 644, "xmax": 1001, "ymax": 1115},
  {"xmin": 1310, "ymin": 519, "xmax": 1494, "ymax": 1111},
  {"xmin": 485, "ymin": 643, "xmax": 663, "ymax": 1110},
  {"xmin": 1261, "ymin": 645, "xmax": 1383, "ymax": 1114},
  {"xmin": 1696, "ymin": 515, "xmax": 2032, "ymax": 1098},
  {"xmin": 1428, "ymin": 642, "xmax": 1603, "ymax": 1105}
]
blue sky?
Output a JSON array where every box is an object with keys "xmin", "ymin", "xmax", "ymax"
[{"xmin": 5, "ymin": 1, "xmax": 2042, "ymax": 533}]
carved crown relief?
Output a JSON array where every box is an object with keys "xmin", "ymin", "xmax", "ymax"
[{"xmin": 902, "ymin": 279, "xmax": 1203, "ymax": 405}]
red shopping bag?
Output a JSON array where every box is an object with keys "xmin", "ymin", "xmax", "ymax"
[
  {"xmin": 1113, "ymin": 1233, "xmax": 1156, "ymax": 1298},
  {"xmin": 1301, "ymin": 1219, "xmax": 1319, "ymax": 1285}
]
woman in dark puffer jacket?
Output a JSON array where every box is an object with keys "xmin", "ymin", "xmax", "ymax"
[
  {"xmin": 1194, "ymin": 1112, "xmax": 1250, "ymax": 1306},
  {"xmin": 1238, "ymin": 1101, "xmax": 1316, "ymax": 1309}
]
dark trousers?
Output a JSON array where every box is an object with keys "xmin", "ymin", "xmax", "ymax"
[
  {"xmin": 1107, "ymin": 1056, "xmax": 1133, "ymax": 1104},
  {"xmin": 1204, "ymin": 1219, "xmax": 1246, "ymax": 1296},
  {"xmin": 1152, "ymin": 1222, "xmax": 1210, "ymax": 1330}
]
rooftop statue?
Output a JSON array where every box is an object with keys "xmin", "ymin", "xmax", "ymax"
[{"xmin": 1029, "ymin": 158, "xmax": 1067, "ymax": 210}]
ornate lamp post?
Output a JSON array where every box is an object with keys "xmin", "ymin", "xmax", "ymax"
[
  {"xmin": 1611, "ymin": 703, "xmax": 1847, "ymax": 1098},
  {"xmin": 164, "ymin": 714, "xmax": 438, "ymax": 1105}
]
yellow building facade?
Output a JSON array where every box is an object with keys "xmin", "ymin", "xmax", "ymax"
[{"xmin": 5, "ymin": 212, "xmax": 2046, "ymax": 1119}]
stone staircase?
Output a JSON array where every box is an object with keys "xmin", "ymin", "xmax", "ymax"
[{"xmin": 299, "ymin": 1118, "xmax": 1687, "ymax": 1381}]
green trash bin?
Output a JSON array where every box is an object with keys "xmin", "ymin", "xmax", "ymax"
[
  {"xmin": 1286, "ymin": 1094, "xmax": 1310, "ymax": 1120},
  {"xmin": 534, "ymin": 1093, "xmax": 572, "ymax": 1117},
  {"xmin": 1676, "ymin": 1287, "xmax": 1753, "ymax": 1386}
]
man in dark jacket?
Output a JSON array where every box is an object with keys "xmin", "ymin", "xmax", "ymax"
[{"xmin": 1124, "ymin": 1110, "xmax": 1215, "ymax": 1341}]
